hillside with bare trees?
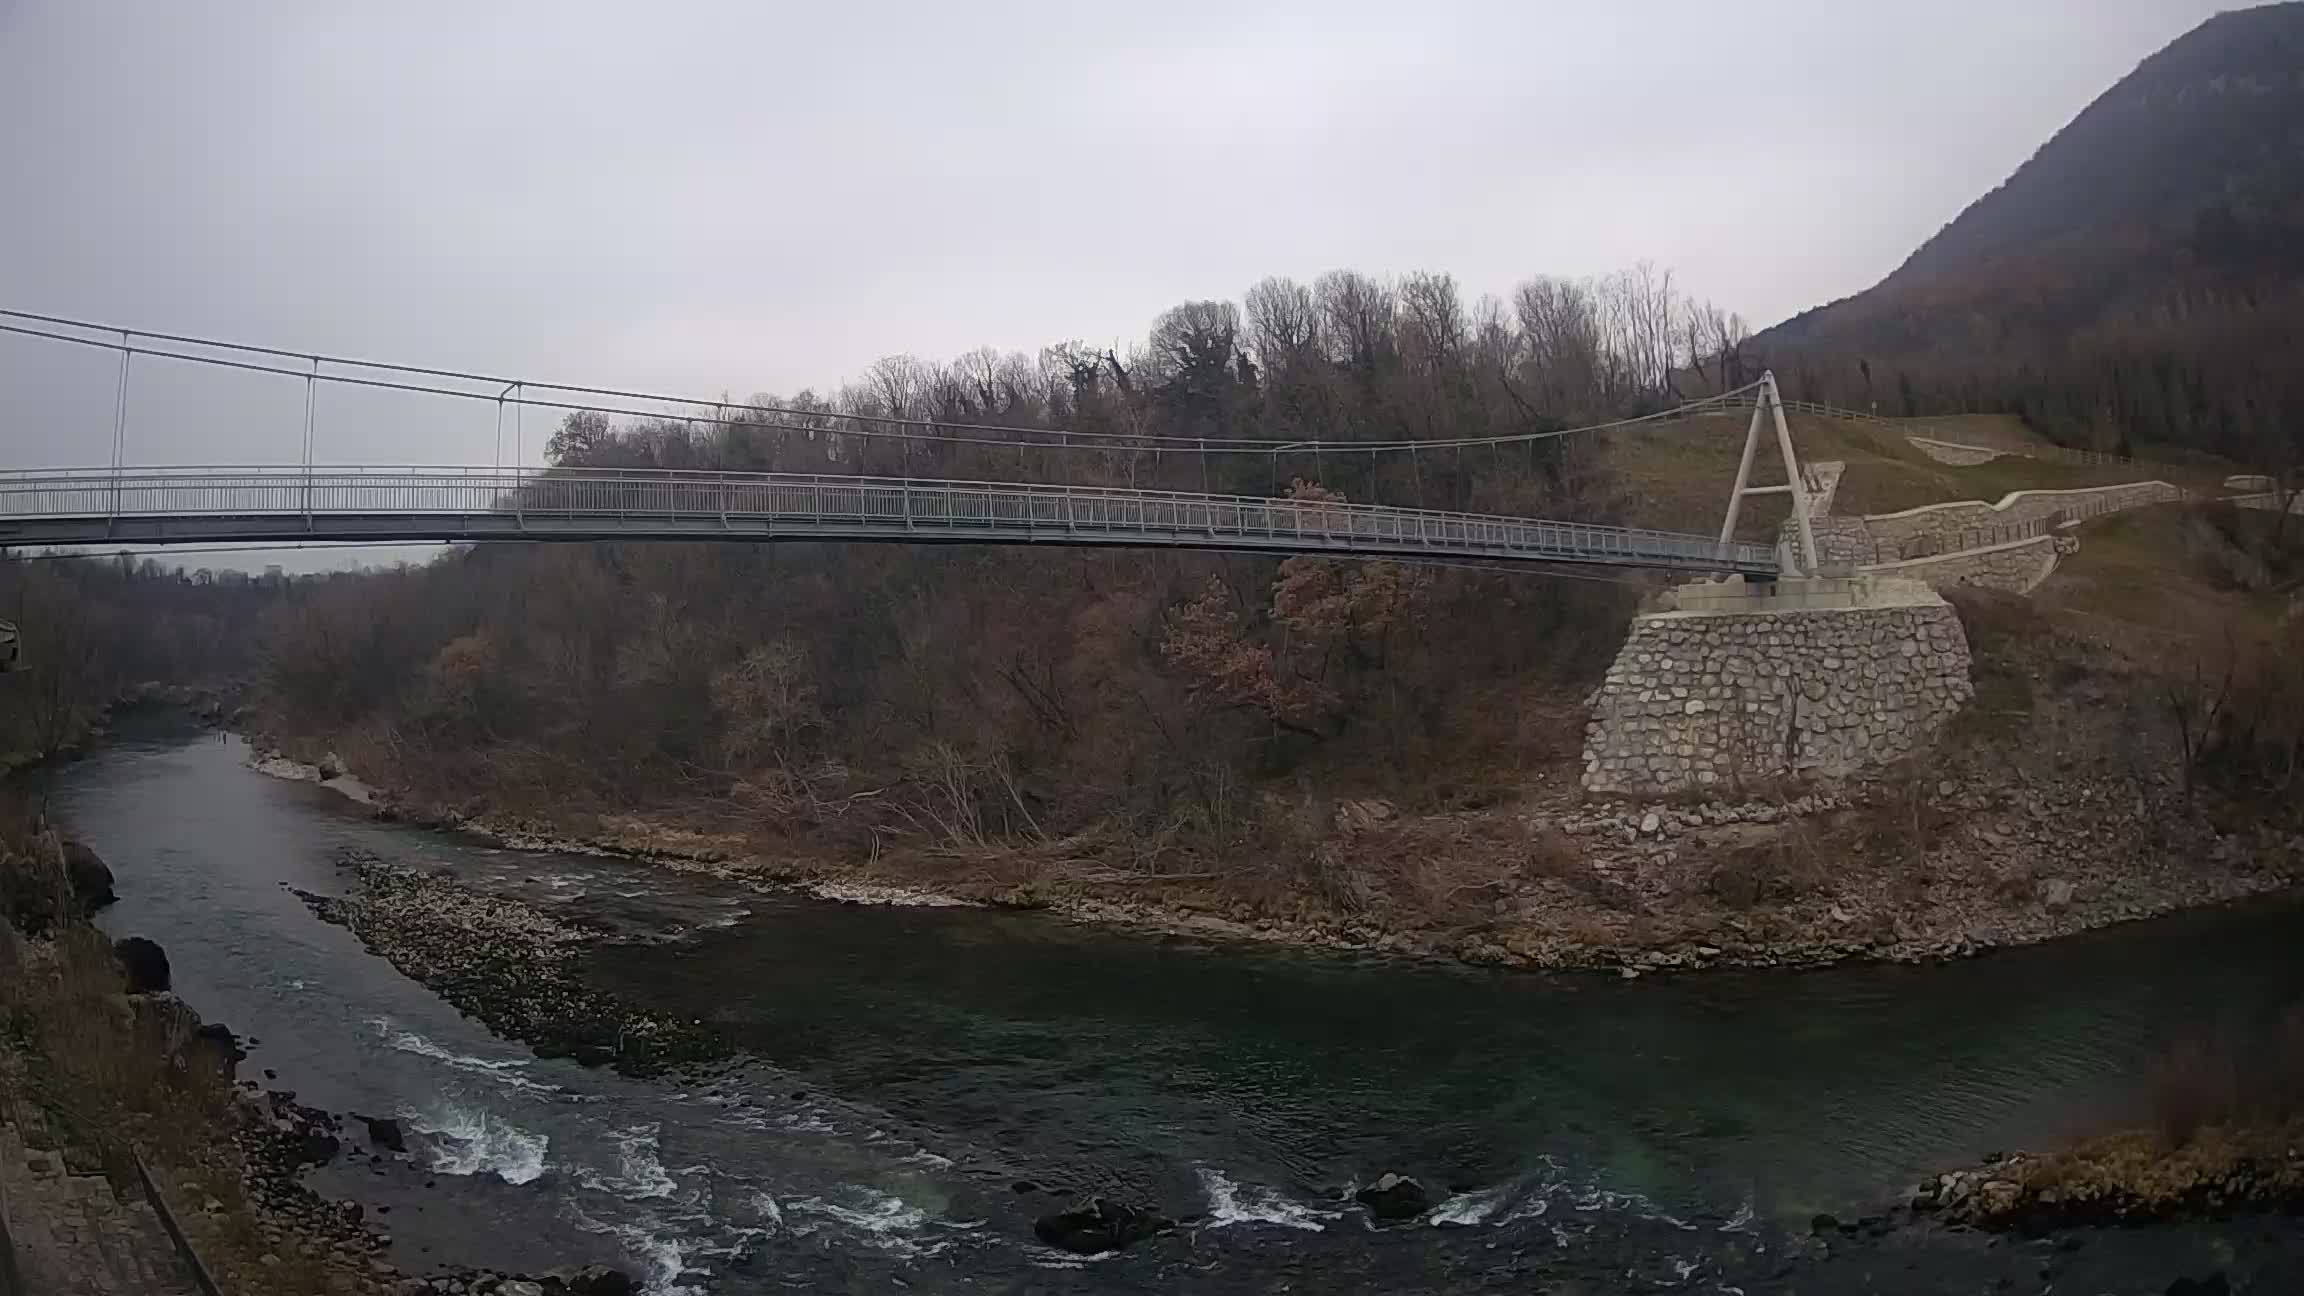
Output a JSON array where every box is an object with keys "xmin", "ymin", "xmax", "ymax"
[
  {"xmin": 1753, "ymin": 3, "xmax": 2304, "ymax": 469},
  {"xmin": 242, "ymin": 262, "xmax": 1762, "ymax": 901}
]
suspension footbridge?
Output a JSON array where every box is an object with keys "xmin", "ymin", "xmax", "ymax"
[{"xmin": 0, "ymin": 311, "xmax": 1810, "ymax": 577}]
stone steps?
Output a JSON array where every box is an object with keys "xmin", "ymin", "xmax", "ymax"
[{"xmin": 1, "ymin": 1114, "xmax": 202, "ymax": 1296}]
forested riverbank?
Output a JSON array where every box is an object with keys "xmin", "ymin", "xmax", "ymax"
[
  {"xmin": 205, "ymin": 265, "xmax": 2304, "ymax": 980},
  {"xmin": 10, "ymin": 262, "xmax": 2304, "ymax": 1292},
  {"xmin": 15, "ymin": 726, "xmax": 2299, "ymax": 1293},
  {"xmin": 246, "ymin": 553, "xmax": 2304, "ymax": 981}
]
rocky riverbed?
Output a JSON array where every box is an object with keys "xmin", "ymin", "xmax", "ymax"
[
  {"xmin": 258, "ymin": 736, "xmax": 2304, "ymax": 983},
  {"xmin": 293, "ymin": 854, "xmax": 727, "ymax": 1077},
  {"xmin": 39, "ymin": 725, "xmax": 2304, "ymax": 1294},
  {"xmin": 1912, "ymin": 1122, "xmax": 2304, "ymax": 1232}
]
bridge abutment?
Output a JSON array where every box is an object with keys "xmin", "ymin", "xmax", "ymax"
[{"xmin": 1581, "ymin": 576, "xmax": 1973, "ymax": 797}]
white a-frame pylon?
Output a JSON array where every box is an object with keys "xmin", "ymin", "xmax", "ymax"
[{"xmin": 1717, "ymin": 371, "xmax": 1819, "ymax": 577}]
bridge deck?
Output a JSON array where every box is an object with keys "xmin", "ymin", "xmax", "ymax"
[{"xmin": 0, "ymin": 467, "xmax": 1780, "ymax": 575}]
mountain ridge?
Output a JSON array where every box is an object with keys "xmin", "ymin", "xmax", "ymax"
[{"xmin": 1752, "ymin": 2, "xmax": 2304, "ymax": 456}]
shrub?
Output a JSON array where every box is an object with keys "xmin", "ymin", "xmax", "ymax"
[{"xmin": 2153, "ymin": 1005, "xmax": 2304, "ymax": 1148}]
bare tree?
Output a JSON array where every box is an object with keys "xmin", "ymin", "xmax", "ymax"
[
  {"xmin": 1396, "ymin": 271, "xmax": 1467, "ymax": 375},
  {"xmin": 1315, "ymin": 270, "xmax": 1397, "ymax": 377},
  {"xmin": 1243, "ymin": 276, "xmax": 1320, "ymax": 376}
]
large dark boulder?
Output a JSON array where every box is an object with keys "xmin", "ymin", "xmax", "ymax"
[
  {"xmin": 62, "ymin": 839, "xmax": 116, "ymax": 914},
  {"xmin": 357, "ymin": 1114, "xmax": 407, "ymax": 1153},
  {"xmin": 292, "ymin": 1129, "xmax": 341, "ymax": 1167},
  {"xmin": 191, "ymin": 1022, "xmax": 246, "ymax": 1070},
  {"xmin": 1354, "ymin": 1172, "xmax": 1431, "ymax": 1224},
  {"xmin": 547, "ymin": 1264, "xmax": 639, "ymax": 1296},
  {"xmin": 1032, "ymin": 1198, "xmax": 1171, "ymax": 1254},
  {"xmin": 113, "ymin": 936, "xmax": 171, "ymax": 993}
]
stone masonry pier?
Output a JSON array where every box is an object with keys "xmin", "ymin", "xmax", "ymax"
[{"xmin": 1582, "ymin": 576, "xmax": 1974, "ymax": 796}]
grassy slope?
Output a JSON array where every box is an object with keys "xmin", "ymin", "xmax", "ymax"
[
  {"xmin": 2037, "ymin": 503, "xmax": 2294, "ymax": 656},
  {"xmin": 1599, "ymin": 412, "xmax": 2225, "ymax": 540},
  {"xmin": 1604, "ymin": 408, "xmax": 2273, "ymax": 662}
]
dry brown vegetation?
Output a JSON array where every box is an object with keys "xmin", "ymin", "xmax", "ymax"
[
  {"xmin": 1934, "ymin": 1008, "xmax": 2304, "ymax": 1229},
  {"xmin": 255, "ymin": 264, "xmax": 1744, "ymax": 893},
  {"xmin": 206, "ymin": 261, "xmax": 2299, "ymax": 974},
  {"xmin": 2153, "ymin": 1007, "xmax": 2304, "ymax": 1149},
  {"xmin": 0, "ymin": 806, "xmax": 347, "ymax": 1296},
  {"xmin": 0, "ymin": 556, "xmax": 272, "ymax": 767}
]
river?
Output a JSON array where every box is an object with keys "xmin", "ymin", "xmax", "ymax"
[{"xmin": 50, "ymin": 722, "xmax": 2304, "ymax": 1293}]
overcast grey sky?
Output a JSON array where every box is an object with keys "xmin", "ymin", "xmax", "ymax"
[{"xmin": 0, "ymin": 0, "xmax": 2232, "ymax": 488}]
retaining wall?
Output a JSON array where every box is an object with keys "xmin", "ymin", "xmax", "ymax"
[
  {"xmin": 1908, "ymin": 437, "xmax": 2008, "ymax": 466},
  {"xmin": 1794, "ymin": 515, "xmax": 1877, "ymax": 567},
  {"xmin": 1582, "ymin": 585, "xmax": 1973, "ymax": 796},
  {"xmin": 1859, "ymin": 534, "xmax": 2073, "ymax": 596},
  {"xmin": 1862, "ymin": 481, "xmax": 2186, "ymax": 549}
]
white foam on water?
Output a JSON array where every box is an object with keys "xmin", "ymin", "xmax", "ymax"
[
  {"xmin": 1428, "ymin": 1181, "xmax": 1555, "ymax": 1227},
  {"xmin": 786, "ymin": 1186, "xmax": 960, "ymax": 1258},
  {"xmin": 371, "ymin": 1018, "xmax": 569, "ymax": 1096},
  {"xmin": 1196, "ymin": 1168, "xmax": 1337, "ymax": 1232},
  {"xmin": 1717, "ymin": 1199, "xmax": 1756, "ymax": 1233},
  {"xmin": 575, "ymin": 1124, "xmax": 678, "ymax": 1201},
  {"xmin": 1566, "ymin": 1181, "xmax": 1697, "ymax": 1231},
  {"xmin": 1428, "ymin": 1184, "xmax": 1504, "ymax": 1227},
  {"xmin": 1026, "ymin": 1243, "xmax": 1122, "ymax": 1269},
  {"xmin": 708, "ymin": 1101, "xmax": 839, "ymax": 1137},
  {"xmin": 565, "ymin": 1200, "xmax": 709, "ymax": 1296},
  {"xmin": 406, "ymin": 1103, "xmax": 549, "ymax": 1185}
]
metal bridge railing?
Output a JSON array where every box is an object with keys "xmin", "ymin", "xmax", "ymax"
[{"xmin": 0, "ymin": 465, "xmax": 1780, "ymax": 574}]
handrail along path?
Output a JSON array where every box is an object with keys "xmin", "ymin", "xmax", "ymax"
[{"xmin": 0, "ymin": 465, "xmax": 1782, "ymax": 576}]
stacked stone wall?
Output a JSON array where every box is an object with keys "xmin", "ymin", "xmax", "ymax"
[
  {"xmin": 1863, "ymin": 482, "xmax": 2185, "ymax": 549},
  {"xmin": 1782, "ymin": 515, "xmax": 1878, "ymax": 568},
  {"xmin": 1861, "ymin": 535, "xmax": 2073, "ymax": 596},
  {"xmin": 1582, "ymin": 601, "xmax": 1973, "ymax": 796}
]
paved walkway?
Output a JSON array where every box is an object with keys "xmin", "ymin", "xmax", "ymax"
[{"xmin": 1, "ymin": 1114, "xmax": 199, "ymax": 1296}]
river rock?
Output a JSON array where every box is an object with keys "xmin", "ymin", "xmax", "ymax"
[
  {"xmin": 1033, "ymin": 1198, "xmax": 1170, "ymax": 1254},
  {"xmin": 496, "ymin": 1283, "xmax": 545, "ymax": 1296},
  {"xmin": 283, "ymin": 1124, "xmax": 342, "ymax": 1168},
  {"xmin": 192, "ymin": 1021, "xmax": 247, "ymax": 1069},
  {"xmin": 62, "ymin": 839, "xmax": 117, "ymax": 913},
  {"xmin": 546, "ymin": 1265, "xmax": 638, "ymax": 1296},
  {"xmin": 1354, "ymin": 1172, "xmax": 1431, "ymax": 1223},
  {"xmin": 113, "ymin": 935, "xmax": 172, "ymax": 993},
  {"xmin": 360, "ymin": 1115, "xmax": 408, "ymax": 1153}
]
